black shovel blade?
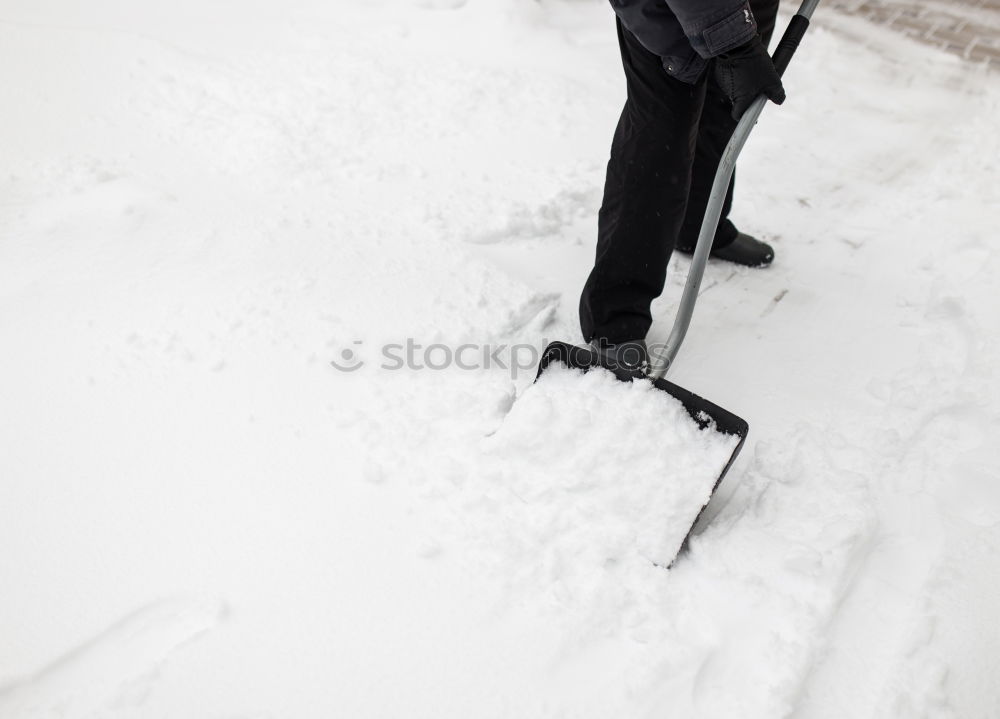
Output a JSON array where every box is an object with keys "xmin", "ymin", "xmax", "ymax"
[{"xmin": 535, "ymin": 341, "xmax": 749, "ymax": 558}]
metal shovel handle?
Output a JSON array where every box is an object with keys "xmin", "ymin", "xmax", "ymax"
[{"xmin": 648, "ymin": 0, "xmax": 820, "ymax": 381}]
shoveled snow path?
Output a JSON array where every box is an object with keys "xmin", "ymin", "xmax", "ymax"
[{"xmin": 1, "ymin": 1, "xmax": 998, "ymax": 718}]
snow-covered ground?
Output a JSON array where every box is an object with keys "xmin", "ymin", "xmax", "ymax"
[{"xmin": 1, "ymin": 1, "xmax": 998, "ymax": 717}]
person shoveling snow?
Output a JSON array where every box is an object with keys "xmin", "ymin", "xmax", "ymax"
[{"xmin": 532, "ymin": 0, "xmax": 819, "ymax": 565}]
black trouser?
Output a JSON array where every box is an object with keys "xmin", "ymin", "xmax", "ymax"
[{"xmin": 580, "ymin": 0, "xmax": 779, "ymax": 344}]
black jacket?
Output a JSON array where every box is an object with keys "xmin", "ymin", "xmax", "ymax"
[{"xmin": 610, "ymin": 0, "xmax": 760, "ymax": 82}]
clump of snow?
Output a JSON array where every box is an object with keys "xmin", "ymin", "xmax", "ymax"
[{"xmin": 488, "ymin": 364, "xmax": 739, "ymax": 568}]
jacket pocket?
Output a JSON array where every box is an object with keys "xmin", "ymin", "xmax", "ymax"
[{"xmin": 702, "ymin": 3, "xmax": 758, "ymax": 56}]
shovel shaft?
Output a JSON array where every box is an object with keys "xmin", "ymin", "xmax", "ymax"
[
  {"xmin": 648, "ymin": 0, "xmax": 820, "ymax": 381},
  {"xmin": 773, "ymin": 0, "xmax": 818, "ymax": 76}
]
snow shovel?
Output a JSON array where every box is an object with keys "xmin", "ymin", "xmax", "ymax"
[{"xmin": 534, "ymin": 0, "xmax": 819, "ymax": 559}]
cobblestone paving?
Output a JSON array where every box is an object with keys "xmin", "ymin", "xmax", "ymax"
[{"xmin": 826, "ymin": 0, "xmax": 1000, "ymax": 69}]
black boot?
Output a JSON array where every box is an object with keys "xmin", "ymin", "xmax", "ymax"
[{"xmin": 678, "ymin": 232, "xmax": 775, "ymax": 268}]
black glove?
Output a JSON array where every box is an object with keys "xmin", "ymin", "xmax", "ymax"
[{"xmin": 713, "ymin": 35, "xmax": 786, "ymax": 121}]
